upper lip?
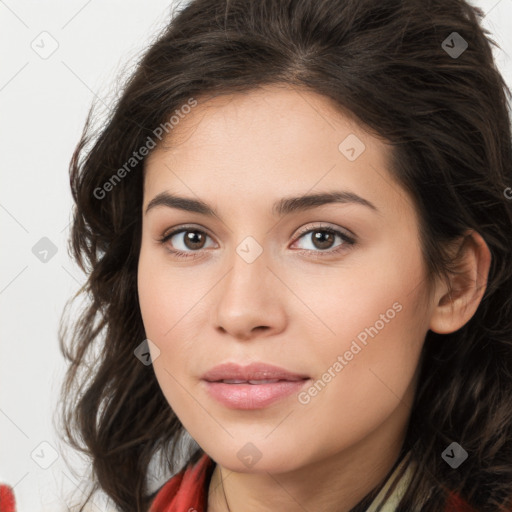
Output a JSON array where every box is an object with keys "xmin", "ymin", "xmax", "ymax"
[{"xmin": 201, "ymin": 362, "xmax": 310, "ymax": 382}]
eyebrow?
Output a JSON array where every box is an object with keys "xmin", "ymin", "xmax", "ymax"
[{"xmin": 144, "ymin": 190, "xmax": 379, "ymax": 218}]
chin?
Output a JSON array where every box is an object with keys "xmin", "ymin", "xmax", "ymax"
[{"xmin": 203, "ymin": 440, "xmax": 308, "ymax": 474}]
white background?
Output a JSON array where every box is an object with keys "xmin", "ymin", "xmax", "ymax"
[{"xmin": 1, "ymin": 1, "xmax": 511, "ymax": 510}]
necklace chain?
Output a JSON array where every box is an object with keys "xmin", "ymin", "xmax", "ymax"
[
  {"xmin": 218, "ymin": 468, "xmax": 373, "ymax": 512},
  {"xmin": 220, "ymin": 468, "xmax": 232, "ymax": 512},
  {"xmin": 217, "ymin": 463, "xmax": 391, "ymax": 512}
]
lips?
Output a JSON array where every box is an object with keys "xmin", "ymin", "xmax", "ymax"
[
  {"xmin": 201, "ymin": 362, "xmax": 310, "ymax": 383},
  {"xmin": 201, "ymin": 362, "xmax": 311, "ymax": 409}
]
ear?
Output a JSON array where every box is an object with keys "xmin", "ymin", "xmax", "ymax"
[{"xmin": 429, "ymin": 230, "xmax": 491, "ymax": 334}]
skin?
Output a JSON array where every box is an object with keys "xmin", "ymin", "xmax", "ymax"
[{"xmin": 137, "ymin": 83, "xmax": 491, "ymax": 512}]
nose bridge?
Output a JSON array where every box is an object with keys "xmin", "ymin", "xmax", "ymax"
[
  {"xmin": 225, "ymin": 233, "xmax": 270, "ymax": 293},
  {"xmin": 213, "ymin": 232, "xmax": 284, "ymax": 337}
]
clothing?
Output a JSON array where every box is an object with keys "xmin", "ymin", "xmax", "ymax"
[
  {"xmin": 148, "ymin": 452, "xmax": 485, "ymax": 512},
  {"xmin": 0, "ymin": 484, "xmax": 16, "ymax": 512},
  {"xmin": 149, "ymin": 453, "xmax": 215, "ymax": 512}
]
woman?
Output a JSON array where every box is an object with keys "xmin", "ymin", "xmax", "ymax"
[{"xmin": 59, "ymin": 0, "xmax": 512, "ymax": 511}]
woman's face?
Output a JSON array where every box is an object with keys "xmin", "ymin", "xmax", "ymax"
[{"xmin": 138, "ymin": 84, "xmax": 434, "ymax": 473}]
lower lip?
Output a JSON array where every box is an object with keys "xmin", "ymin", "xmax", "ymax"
[{"xmin": 202, "ymin": 379, "xmax": 310, "ymax": 409}]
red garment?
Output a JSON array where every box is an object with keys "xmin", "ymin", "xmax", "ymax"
[
  {"xmin": 150, "ymin": 454, "xmax": 215, "ymax": 512},
  {"xmin": 0, "ymin": 485, "xmax": 16, "ymax": 512},
  {"xmin": 148, "ymin": 453, "xmax": 505, "ymax": 512}
]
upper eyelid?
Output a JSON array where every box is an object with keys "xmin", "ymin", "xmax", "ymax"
[
  {"xmin": 161, "ymin": 224, "xmax": 215, "ymax": 242},
  {"xmin": 295, "ymin": 222, "xmax": 355, "ymax": 239}
]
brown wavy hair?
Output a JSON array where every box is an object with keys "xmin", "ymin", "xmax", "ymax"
[{"xmin": 58, "ymin": 0, "xmax": 512, "ymax": 510}]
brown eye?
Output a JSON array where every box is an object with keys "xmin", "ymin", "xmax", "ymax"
[
  {"xmin": 294, "ymin": 226, "xmax": 354, "ymax": 254},
  {"xmin": 160, "ymin": 228, "xmax": 215, "ymax": 254},
  {"xmin": 310, "ymin": 230, "xmax": 336, "ymax": 250},
  {"xmin": 182, "ymin": 230, "xmax": 207, "ymax": 250}
]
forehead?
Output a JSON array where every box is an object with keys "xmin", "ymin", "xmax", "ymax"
[
  {"xmin": 148, "ymin": 84, "xmax": 369, "ymax": 157},
  {"xmin": 143, "ymin": 84, "xmax": 413, "ymax": 219}
]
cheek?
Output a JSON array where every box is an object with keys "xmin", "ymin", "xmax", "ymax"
[
  {"xmin": 137, "ymin": 243, "xmax": 208, "ymax": 386},
  {"xmin": 296, "ymin": 236, "xmax": 428, "ymax": 388},
  {"xmin": 138, "ymin": 240, "xmax": 198, "ymax": 337},
  {"xmin": 298, "ymin": 243, "xmax": 428, "ymax": 406},
  {"xmin": 297, "ymin": 243, "xmax": 426, "ymax": 355},
  {"xmin": 316, "ymin": 297, "xmax": 425, "ymax": 403},
  {"xmin": 138, "ymin": 245, "xmax": 167, "ymax": 337},
  {"xmin": 287, "ymin": 282, "xmax": 426, "ymax": 463}
]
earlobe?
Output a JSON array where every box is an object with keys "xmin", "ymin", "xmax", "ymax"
[{"xmin": 429, "ymin": 230, "xmax": 491, "ymax": 335}]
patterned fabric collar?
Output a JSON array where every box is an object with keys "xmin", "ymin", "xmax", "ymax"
[{"xmin": 364, "ymin": 451, "xmax": 416, "ymax": 511}]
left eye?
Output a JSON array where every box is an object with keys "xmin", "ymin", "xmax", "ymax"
[{"xmin": 292, "ymin": 227, "xmax": 354, "ymax": 252}]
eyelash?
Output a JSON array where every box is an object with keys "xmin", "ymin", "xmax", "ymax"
[{"xmin": 157, "ymin": 224, "xmax": 356, "ymax": 260}]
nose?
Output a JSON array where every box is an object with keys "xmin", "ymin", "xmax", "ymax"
[{"xmin": 214, "ymin": 241, "xmax": 287, "ymax": 341}]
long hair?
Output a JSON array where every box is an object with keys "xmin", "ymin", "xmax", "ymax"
[{"xmin": 58, "ymin": 0, "xmax": 512, "ymax": 510}]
